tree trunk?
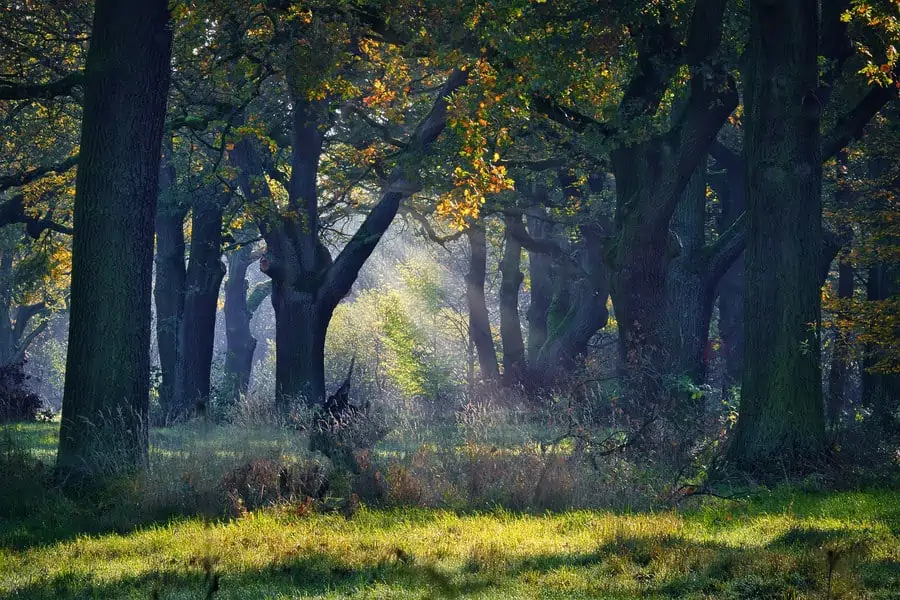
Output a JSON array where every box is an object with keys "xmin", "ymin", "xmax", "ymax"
[
  {"xmin": 608, "ymin": 189, "xmax": 672, "ymax": 406},
  {"xmin": 536, "ymin": 221, "xmax": 610, "ymax": 376},
  {"xmin": 525, "ymin": 211, "xmax": 553, "ymax": 365},
  {"xmin": 826, "ymin": 255, "xmax": 853, "ymax": 428},
  {"xmin": 499, "ymin": 214, "xmax": 526, "ymax": 385},
  {"xmin": 0, "ymin": 249, "xmax": 16, "ymax": 367},
  {"xmin": 728, "ymin": 0, "xmax": 826, "ymax": 472},
  {"xmin": 174, "ymin": 196, "xmax": 226, "ymax": 418},
  {"xmin": 466, "ymin": 224, "xmax": 500, "ymax": 383},
  {"xmin": 57, "ymin": 0, "xmax": 173, "ymax": 484},
  {"xmin": 664, "ymin": 157, "xmax": 714, "ymax": 382},
  {"xmin": 153, "ymin": 149, "xmax": 186, "ymax": 423},
  {"xmin": 272, "ymin": 286, "xmax": 330, "ymax": 409},
  {"xmin": 223, "ymin": 244, "xmax": 258, "ymax": 403}
]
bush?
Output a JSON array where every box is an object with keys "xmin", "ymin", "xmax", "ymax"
[{"xmin": 0, "ymin": 361, "xmax": 41, "ymax": 422}]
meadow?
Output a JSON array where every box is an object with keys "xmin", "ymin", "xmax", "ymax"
[{"xmin": 1, "ymin": 422, "xmax": 899, "ymax": 600}]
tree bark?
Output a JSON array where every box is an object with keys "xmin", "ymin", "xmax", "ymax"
[
  {"xmin": 536, "ymin": 221, "xmax": 610, "ymax": 375},
  {"xmin": 222, "ymin": 243, "xmax": 268, "ymax": 403},
  {"xmin": 499, "ymin": 214, "xmax": 526, "ymax": 385},
  {"xmin": 57, "ymin": 0, "xmax": 173, "ymax": 484},
  {"xmin": 663, "ymin": 158, "xmax": 714, "ymax": 382},
  {"xmin": 525, "ymin": 210, "xmax": 553, "ymax": 365},
  {"xmin": 465, "ymin": 224, "xmax": 500, "ymax": 383},
  {"xmin": 272, "ymin": 287, "xmax": 330, "ymax": 408},
  {"xmin": 153, "ymin": 148, "xmax": 186, "ymax": 423},
  {"xmin": 609, "ymin": 59, "xmax": 737, "ymax": 411},
  {"xmin": 728, "ymin": 0, "xmax": 826, "ymax": 473},
  {"xmin": 174, "ymin": 195, "xmax": 226, "ymax": 418}
]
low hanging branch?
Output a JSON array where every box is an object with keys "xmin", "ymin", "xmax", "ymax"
[
  {"xmin": 0, "ymin": 155, "xmax": 79, "ymax": 193},
  {"xmin": 0, "ymin": 72, "xmax": 84, "ymax": 100},
  {"xmin": 823, "ymin": 69, "xmax": 900, "ymax": 160},
  {"xmin": 0, "ymin": 195, "xmax": 72, "ymax": 236},
  {"xmin": 399, "ymin": 205, "xmax": 464, "ymax": 246}
]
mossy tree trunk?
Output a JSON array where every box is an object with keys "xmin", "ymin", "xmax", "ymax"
[
  {"xmin": 604, "ymin": 0, "xmax": 737, "ymax": 412},
  {"xmin": 57, "ymin": 0, "xmax": 173, "ymax": 484},
  {"xmin": 728, "ymin": 0, "xmax": 826, "ymax": 472},
  {"xmin": 663, "ymin": 157, "xmax": 747, "ymax": 386}
]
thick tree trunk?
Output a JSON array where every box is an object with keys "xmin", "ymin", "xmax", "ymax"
[
  {"xmin": 728, "ymin": 0, "xmax": 826, "ymax": 472},
  {"xmin": 272, "ymin": 286, "xmax": 330, "ymax": 409},
  {"xmin": 499, "ymin": 214, "xmax": 526, "ymax": 385},
  {"xmin": 608, "ymin": 192, "xmax": 672, "ymax": 406},
  {"xmin": 174, "ymin": 197, "xmax": 226, "ymax": 418},
  {"xmin": 153, "ymin": 150, "xmax": 186, "ymax": 423},
  {"xmin": 223, "ymin": 245, "xmax": 258, "ymax": 403},
  {"xmin": 536, "ymin": 222, "xmax": 610, "ymax": 376},
  {"xmin": 57, "ymin": 0, "xmax": 172, "ymax": 484},
  {"xmin": 525, "ymin": 211, "xmax": 553, "ymax": 364},
  {"xmin": 663, "ymin": 158, "xmax": 714, "ymax": 382},
  {"xmin": 466, "ymin": 224, "xmax": 500, "ymax": 383}
]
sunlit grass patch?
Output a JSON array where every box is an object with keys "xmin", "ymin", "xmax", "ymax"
[{"xmin": 2, "ymin": 492, "xmax": 899, "ymax": 599}]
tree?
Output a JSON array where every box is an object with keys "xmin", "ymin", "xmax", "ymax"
[
  {"xmin": 222, "ymin": 238, "xmax": 270, "ymax": 405},
  {"xmin": 56, "ymin": 0, "xmax": 173, "ymax": 484},
  {"xmin": 727, "ymin": 0, "xmax": 826, "ymax": 472}
]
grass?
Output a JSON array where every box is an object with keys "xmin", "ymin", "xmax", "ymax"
[{"xmin": 2, "ymin": 422, "xmax": 899, "ymax": 599}]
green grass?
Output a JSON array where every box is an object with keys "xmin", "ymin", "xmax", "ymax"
[{"xmin": 2, "ymin": 423, "xmax": 899, "ymax": 599}]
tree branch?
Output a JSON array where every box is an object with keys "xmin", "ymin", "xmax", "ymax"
[
  {"xmin": 12, "ymin": 320, "xmax": 48, "ymax": 364},
  {"xmin": 13, "ymin": 302, "xmax": 46, "ymax": 342},
  {"xmin": 0, "ymin": 72, "xmax": 84, "ymax": 100},
  {"xmin": 0, "ymin": 155, "xmax": 78, "ymax": 192},
  {"xmin": 399, "ymin": 205, "xmax": 463, "ymax": 246},
  {"xmin": 0, "ymin": 195, "xmax": 73, "ymax": 235},
  {"xmin": 247, "ymin": 281, "xmax": 272, "ymax": 314},
  {"xmin": 704, "ymin": 211, "xmax": 747, "ymax": 284},
  {"xmin": 322, "ymin": 68, "xmax": 469, "ymax": 306},
  {"xmin": 823, "ymin": 75, "xmax": 899, "ymax": 160}
]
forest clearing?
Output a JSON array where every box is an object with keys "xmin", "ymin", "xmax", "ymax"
[{"xmin": 2, "ymin": 0, "xmax": 900, "ymax": 598}]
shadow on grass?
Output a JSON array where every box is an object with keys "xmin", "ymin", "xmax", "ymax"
[{"xmin": 9, "ymin": 533, "xmax": 900, "ymax": 600}]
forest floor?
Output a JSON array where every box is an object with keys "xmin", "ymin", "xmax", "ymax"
[{"xmin": 2, "ymin": 422, "xmax": 899, "ymax": 599}]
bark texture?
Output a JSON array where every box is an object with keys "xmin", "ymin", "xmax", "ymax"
[
  {"xmin": 728, "ymin": 0, "xmax": 826, "ymax": 472},
  {"xmin": 57, "ymin": 0, "xmax": 173, "ymax": 484}
]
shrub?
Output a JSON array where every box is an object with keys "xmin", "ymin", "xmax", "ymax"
[{"xmin": 0, "ymin": 361, "xmax": 42, "ymax": 422}]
